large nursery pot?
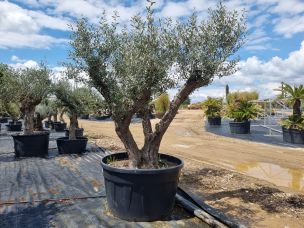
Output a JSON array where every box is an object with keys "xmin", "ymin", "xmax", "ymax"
[
  {"xmin": 101, "ymin": 152, "xmax": 184, "ymax": 221},
  {"xmin": 65, "ymin": 128, "xmax": 84, "ymax": 137},
  {"xmin": 44, "ymin": 121, "xmax": 54, "ymax": 129},
  {"xmin": 12, "ymin": 132, "xmax": 50, "ymax": 157},
  {"xmin": 80, "ymin": 114, "xmax": 89, "ymax": 119},
  {"xmin": 0, "ymin": 117, "xmax": 9, "ymax": 123},
  {"xmin": 229, "ymin": 120, "xmax": 251, "ymax": 134},
  {"xmin": 282, "ymin": 127, "xmax": 304, "ymax": 144},
  {"xmin": 53, "ymin": 122, "xmax": 67, "ymax": 132},
  {"xmin": 207, "ymin": 116, "xmax": 221, "ymax": 126},
  {"xmin": 56, "ymin": 137, "xmax": 88, "ymax": 154},
  {"xmin": 6, "ymin": 122, "xmax": 22, "ymax": 132}
]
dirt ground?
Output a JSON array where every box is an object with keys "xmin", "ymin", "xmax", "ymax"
[{"xmin": 78, "ymin": 110, "xmax": 304, "ymax": 227}]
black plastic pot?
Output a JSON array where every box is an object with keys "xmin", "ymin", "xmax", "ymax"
[
  {"xmin": 207, "ymin": 117, "xmax": 221, "ymax": 126},
  {"xmin": 229, "ymin": 120, "xmax": 251, "ymax": 134},
  {"xmin": 80, "ymin": 114, "xmax": 89, "ymax": 119},
  {"xmin": 53, "ymin": 122, "xmax": 67, "ymax": 132},
  {"xmin": 56, "ymin": 137, "xmax": 88, "ymax": 154},
  {"xmin": 95, "ymin": 115, "xmax": 111, "ymax": 120},
  {"xmin": 6, "ymin": 123, "xmax": 22, "ymax": 132},
  {"xmin": 9, "ymin": 121, "xmax": 22, "ymax": 125},
  {"xmin": 44, "ymin": 121, "xmax": 54, "ymax": 129},
  {"xmin": 101, "ymin": 152, "xmax": 183, "ymax": 221},
  {"xmin": 64, "ymin": 128, "xmax": 84, "ymax": 137},
  {"xmin": 0, "ymin": 117, "xmax": 9, "ymax": 123},
  {"xmin": 12, "ymin": 132, "xmax": 50, "ymax": 157},
  {"xmin": 282, "ymin": 127, "xmax": 304, "ymax": 144}
]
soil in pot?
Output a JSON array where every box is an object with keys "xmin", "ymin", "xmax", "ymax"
[
  {"xmin": 56, "ymin": 137, "xmax": 88, "ymax": 154},
  {"xmin": 282, "ymin": 127, "xmax": 304, "ymax": 144},
  {"xmin": 12, "ymin": 132, "xmax": 50, "ymax": 157},
  {"xmin": 0, "ymin": 117, "xmax": 9, "ymax": 123},
  {"xmin": 101, "ymin": 152, "xmax": 183, "ymax": 222},
  {"xmin": 6, "ymin": 123, "xmax": 22, "ymax": 132},
  {"xmin": 53, "ymin": 122, "xmax": 67, "ymax": 132},
  {"xmin": 65, "ymin": 128, "xmax": 84, "ymax": 137},
  {"xmin": 229, "ymin": 120, "xmax": 251, "ymax": 134},
  {"xmin": 207, "ymin": 116, "xmax": 221, "ymax": 126}
]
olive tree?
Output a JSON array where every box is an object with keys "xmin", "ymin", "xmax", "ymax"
[
  {"xmin": 70, "ymin": 2, "xmax": 246, "ymax": 168},
  {"xmin": 0, "ymin": 65, "xmax": 52, "ymax": 134},
  {"xmin": 54, "ymin": 81, "xmax": 100, "ymax": 140}
]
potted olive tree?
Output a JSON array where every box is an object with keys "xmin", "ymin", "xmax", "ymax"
[
  {"xmin": 0, "ymin": 65, "xmax": 52, "ymax": 157},
  {"xmin": 202, "ymin": 97, "xmax": 223, "ymax": 125},
  {"xmin": 70, "ymin": 2, "xmax": 246, "ymax": 221},
  {"xmin": 227, "ymin": 100, "xmax": 260, "ymax": 134},
  {"xmin": 281, "ymin": 84, "xmax": 304, "ymax": 144},
  {"xmin": 54, "ymin": 81, "xmax": 98, "ymax": 154}
]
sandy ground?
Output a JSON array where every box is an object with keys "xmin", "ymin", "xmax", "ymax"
[{"xmin": 78, "ymin": 110, "xmax": 304, "ymax": 227}]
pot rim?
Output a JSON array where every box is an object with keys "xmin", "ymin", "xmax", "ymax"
[
  {"xmin": 101, "ymin": 152, "xmax": 184, "ymax": 174},
  {"xmin": 282, "ymin": 126, "xmax": 304, "ymax": 132},
  {"xmin": 56, "ymin": 136, "xmax": 88, "ymax": 141},
  {"xmin": 12, "ymin": 131, "xmax": 50, "ymax": 138},
  {"xmin": 229, "ymin": 120, "xmax": 250, "ymax": 124}
]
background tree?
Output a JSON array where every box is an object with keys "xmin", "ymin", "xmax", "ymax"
[
  {"xmin": 0, "ymin": 65, "xmax": 52, "ymax": 134},
  {"xmin": 283, "ymin": 84, "xmax": 304, "ymax": 118},
  {"xmin": 54, "ymin": 81, "xmax": 99, "ymax": 140},
  {"xmin": 70, "ymin": 2, "xmax": 246, "ymax": 168}
]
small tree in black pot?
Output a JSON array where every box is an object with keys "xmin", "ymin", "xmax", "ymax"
[
  {"xmin": 54, "ymin": 81, "xmax": 98, "ymax": 154},
  {"xmin": 281, "ymin": 84, "xmax": 304, "ymax": 144},
  {"xmin": 226, "ymin": 100, "xmax": 260, "ymax": 134},
  {"xmin": 0, "ymin": 65, "xmax": 52, "ymax": 157},
  {"xmin": 70, "ymin": 1, "xmax": 246, "ymax": 221},
  {"xmin": 202, "ymin": 97, "xmax": 223, "ymax": 126}
]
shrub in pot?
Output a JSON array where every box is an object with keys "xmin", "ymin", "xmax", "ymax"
[
  {"xmin": 154, "ymin": 93, "xmax": 170, "ymax": 119},
  {"xmin": 54, "ymin": 81, "xmax": 100, "ymax": 154},
  {"xmin": 202, "ymin": 97, "xmax": 223, "ymax": 126},
  {"xmin": 226, "ymin": 100, "xmax": 260, "ymax": 134},
  {"xmin": 70, "ymin": 1, "xmax": 246, "ymax": 221},
  {"xmin": 280, "ymin": 84, "xmax": 304, "ymax": 144},
  {"xmin": 5, "ymin": 102, "xmax": 22, "ymax": 131},
  {"xmin": 0, "ymin": 64, "xmax": 52, "ymax": 157}
]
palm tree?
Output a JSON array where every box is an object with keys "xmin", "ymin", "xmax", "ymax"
[{"xmin": 283, "ymin": 84, "xmax": 304, "ymax": 117}]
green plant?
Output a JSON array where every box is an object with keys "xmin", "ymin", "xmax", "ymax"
[
  {"xmin": 226, "ymin": 101, "xmax": 260, "ymax": 122},
  {"xmin": 227, "ymin": 91, "xmax": 259, "ymax": 104},
  {"xmin": 283, "ymin": 84, "xmax": 304, "ymax": 118},
  {"xmin": 69, "ymin": 1, "xmax": 246, "ymax": 168},
  {"xmin": 0, "ymin": 64, "xmax": 52, "ymax": 134},
  {"xmin": 155, "ymin": 93, "xmax": 170, "ymax": 114},
  {"xmin": 281, "ymin": 115, "xmax": 304, "ymax": 130},
  {"xmin": 54, "ymin": 80, "xmax": 100, "ymax": 140},
  {"xmin": 202, "ymin": 97, "xmax": 223, "ymax": 118}
]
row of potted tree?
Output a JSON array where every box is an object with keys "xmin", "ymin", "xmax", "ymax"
[{"xmin": 202, "ymin": 85, "xmax": 304, "ymax": 144}]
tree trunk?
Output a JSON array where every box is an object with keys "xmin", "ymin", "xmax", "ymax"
[
  {"xmin": 293, "ymin": 99, "xmax": 302, "ymax": 117},
  {"xmin": 60, "ymin": 109, "xmax": 65, "ymax": 122},
  {"xmin": 34, "ymin": 113, "xmax": 43, "ymax": 131},
  {"xmin": 69, "ymin": 113, "xmax": 77, "ymax": 140},
  {"xmin": 47, "ymin": 115, "xmax": 52, "ymax": 122},
  {"xmin": 53, "ymin": 112, "xmax": 58, "ymax": 122},
  {"xmin": 23, "ymin": 105, "xmax": 35, "ymax": 135}
]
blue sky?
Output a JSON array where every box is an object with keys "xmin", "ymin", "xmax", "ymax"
[{"xmin": 1, "ymin": 0, "xmax": 304, "ymax": 102}]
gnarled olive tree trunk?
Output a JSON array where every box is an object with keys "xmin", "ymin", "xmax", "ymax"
[
  {"xmin": 21, "ymin": 103, "xmax": 35, "ymax": 135},
  {"xmin": 69, "ymin": 113, "xmax": 78, "ymax": 140}
]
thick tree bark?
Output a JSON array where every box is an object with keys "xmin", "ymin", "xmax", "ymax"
[
  {"xmin": 53, "ymin": 112, "xmax": 58, "ymax": 122},
  {"xmin": 47, "ymin": 115, "xmax": 52, "ymax": 122},
  {"xmin": 293, "ymin": 99, "xmax": 302, "ymax": 117},
  {"xmin": 34, "ymin": 113, "xmax": 43, "ymax": 131},
  {"xmin": 23, "ymin": 105, "xmax": 35, "ymax": 135},
  {"xmin": 60, "ymin": 109, "xmax": 65, "ymax": 122},
  {"xmin": 69, "ymin": 113, "xmax": 77, "ymax": 140}
]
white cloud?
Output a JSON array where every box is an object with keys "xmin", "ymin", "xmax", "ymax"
[
  {"xmin": 274, "ymin": 15, "xmax": 304, "ymax": 37},
  {"xmin": 9, "ymin": 60, "xmax": 39, "ymax": 69}
]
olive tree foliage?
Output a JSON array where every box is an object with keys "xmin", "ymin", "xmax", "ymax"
[
  {"xmin": 69, "ymin": 1, "xmax": 246, "ymax": 168},
  {"xmin": 0, "ymin": 64, "xmax": 52, "ymax": 134},
  {"xmin": 54, "ymin": 80, "xmax": 101, "ymax": 140}
]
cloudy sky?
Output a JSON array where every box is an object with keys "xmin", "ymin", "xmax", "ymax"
[{"xmin": 1, "ymin": 0, "xmax": 304, "ymax": 102}]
